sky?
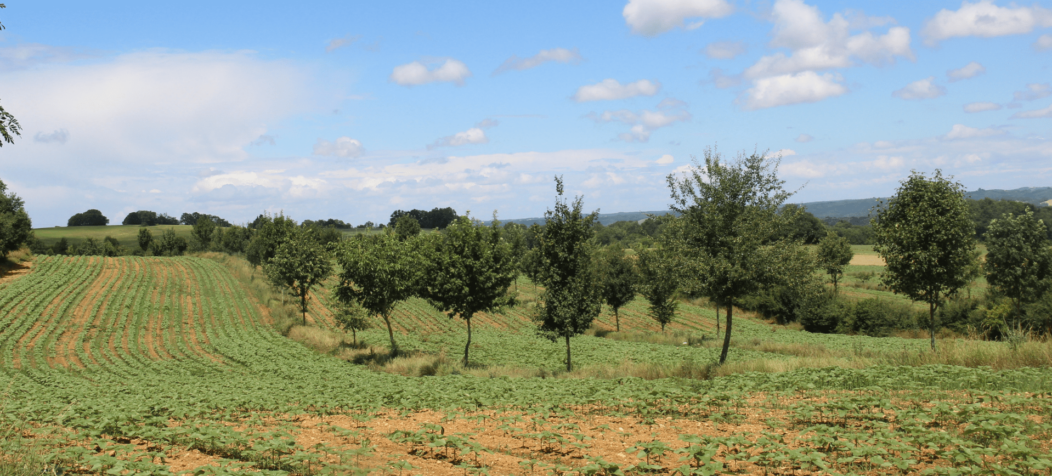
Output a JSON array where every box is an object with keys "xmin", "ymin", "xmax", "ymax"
[{"xmin": 1, "ymin": 0, "xmax": 1051, "ymax": 227}]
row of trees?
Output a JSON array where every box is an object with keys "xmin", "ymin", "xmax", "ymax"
[{"xmin": 387, "ymin": 207, "xmax": 459, "ymax": 229}]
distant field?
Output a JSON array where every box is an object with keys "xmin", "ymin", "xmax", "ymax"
[{"xmin": 33, "ymin": 224, "xmax": 194, "ymax": 246}]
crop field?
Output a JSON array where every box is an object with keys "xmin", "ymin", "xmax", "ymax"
[
  {"xmin": 3, "ymin": 256, "xmax": 1052, "ymax": 475},
  {"xmin": 32, "ymin": 225, "xmax": 196, "ymax": 247}
]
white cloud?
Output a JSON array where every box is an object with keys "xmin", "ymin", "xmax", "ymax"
[
  {"xmin": 1011, "ymin": 104, "xmax": 1052, "ymax": 119},
  {"xmin": 892, "ymin": 77, "xmax": 946, "ymax": 100},
  {"xmin": 313, "ymin": 137, "xmax": 364, "ymax": 158},
  {"xmin": 770, "ymin": 149, "xmax": 797, "ymax": 157},
  {"xmin": 872, "ymin": 155, "xmax": 904, "ymax": 170},
  {"xmin": 656, "ymin": 154, "xmax": 674, "ymax": 165},
  {"xmin": 493, "ymin": 48, "xmax": 582, "ymax": 74},
  {"xmin": 873, "ymin": 140, "xmax": 895, "ymax": 149},
  {"xmin": 964, "ymin": 102, "xmax": 1002, "ymax": 113},
  {"xmin": 922, "ymin": 0, "xmax": 1052, "ymax": 45},
  {"xmin": 573, "ymin": 79, "xmax": 661, "ymax": 102},
  {"xmin": 0, "ymin": 43, "xmax": 90, "ymax": 71},
  {"xmin": 742, "ymin": 71, "xmax": 848, "ymax": 109},
  {"xmin": 795, "ymin": 133, "xmax": 814, "ymax": 143},
  {"xmin": 390, "ymin": 58, "xmax": 471, "ymax": 86},
  {"xmin": 943, "ymin": 124, "xmax": 1005, "ymax": 140},
  {"xmin": 947, "ymin": 61, "xmax": 985, "ymax": 81},
  {"xmin": 586, "ymin": 108, "xmax": 691, "ymax": 142},
  {"xmin": 703, "ymin": 41, "xmax": 746, "ymax": 59},
  {"xmin": 1014, "ymin": 83, "xmax": 1051, "ymax": 101},
  {"xmin": 34, "ymin": 129, "xmax": 69, "ymax": 144},
  {"xmin": 428, "ymin": 127, "xmax": 489, "ymax": 150},
  {"xmin": 1036, "ymin": 34, "xmax": 1052, "ymax": 50},
  {"xmin": 622, "ymin": 0, "xmax": 734, "ymax": 36},
  {"xmin": 325, "ymin": 34, "xmax": 361, "ymax": 53}
]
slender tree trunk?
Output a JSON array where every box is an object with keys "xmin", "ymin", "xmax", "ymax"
[
  {"xmin": 719, "ymin": 301, "xmax": 733, "ymax": 365},
  {"xmin": 383, "ymin": 313, "xmax": 398, "ymax": 354},
  {"xmin": 301, "ymin": 289, "xmax": 308, "ymax": 325},
  {"xmin": 833, "ymin": 275, "xmax": 838, "ymax": 295},
  {"xmin": 565, "ymin": 335, "xmax": 572, "ymax": 372},
  {"xmin": 463, "ymin": 315, "xmax": 473, "ymax": 367},
  {"xmin": 715, "ymin": 303, "xmax": 720, "ymax": 336},
  {"xmin": 352, "ymin": 329, "xmax": 357, "ymax": 345},
  {"xmin": 929, "ymin": 302, "xmax": 936, "ymax": 352},
  {"xmin": 615, "ymin": 308, "xmax": 620, "ymax": 332}
]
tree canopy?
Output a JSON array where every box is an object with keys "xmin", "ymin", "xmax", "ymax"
[
  {"xmin": 0, "ymin": 178, "xmax": 32, "ymax": 258},
  {"xmin": 394, "ymin": 214, "xmax": 422, "ymax": 241},
  {"xmin": 816, "ymin": 232, "xmax": 853, "ymax": 294},
  {"xmin": 388, "ymin": 207, "xmax": 458, "ymax": 229},
  {"xmin": 67, "ymin": 209, "xmax": 109, "ymax": 227},
  {"xmin": 984, "ymin": 209, "xmax": 1052, "ymax": 322},
  {"xmin": 599, "ymin": 245, "xmax": 636, "ymax": 332},
  {"xmin": 265, "ymin": 226, "xmax": 333, "ymax": 325},
  {"xmin": 635, "ymin": 245, "xmax": 679, "ymax": 332}
]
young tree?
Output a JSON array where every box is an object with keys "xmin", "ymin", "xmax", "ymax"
[
  {"xmin": 984, "ymin": 209, "xmax": 1052, "ymax": 321},
  {"xmin": 265, "ymin": 226, "xmax": 333, "ymax": 325},
  {"xmin": 599, "ymin": 246, "xmax": 636, "ymax": 332},
  {"xmin": 420, "ymin": 215, "xmax": 517, "ymax": 366},
  {"xmin": 635, "ymin": 246, "xmax": 679, "ymax": 332},
  {"xmin": 137, "ymin": 227, "xmax": 153, "ymax": 252},
  {"xmin": 666, "ymin": 148, "xmax": 796, "ymax": 365},
  {"xmin": 0, "ymin": 178, "xmax": 31, "ymax": 257},
  {"xmin": 873, "ymin": 170, "xmax": 978, "ymax": 351},
  {"xmin": 335, "ymin": 231, "xmax": 421, "ymax": 353},
  {"xmin": 394, "ymin": 214, "xmax": 422, "ymax": 241},
  {"xmin": 246, "ymin": 213, "xmax": 297, "ymax": 266},
  {"xmin": 816, "ymin": 232, "xmax": 853, "ymax": 294},
  {"xmin": 192, "ymin": 216, "xmax": 216, "ymax": 250},
  {"xmin": 331, "ymin": 293, "xmax": 371, "ymax": 345},
  {"xmin": 535, "ymin": 176, "xmax": 602, "ymax": 372}
]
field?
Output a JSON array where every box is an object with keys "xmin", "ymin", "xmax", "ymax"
[
  {"xmin": 2, "ymin": 255, "xmax": 1052, "ymax": 475},
  {"xmin": 32, "ymin": 225, "xmax": 196, "ymax": 247}
]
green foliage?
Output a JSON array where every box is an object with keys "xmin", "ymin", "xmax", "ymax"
[
  {"xmin": 388, "ymin": 207, "xmax": 458, "ymax": 229},
  {"xmin": 873, "ymin": 170, "xmax": 978, "ymax": 350},
  {"xmin": 394, "ymin": 215, "xmax": 422, "ymax": 241},
  {"xmin": 599, "ymin": 246, "xmax": 636, "ymax": 332},
  {"xmin": 265, "ymin": 226, "xmax": 333, "ymax": 324},
  {"xmin": 137, "ymin": 228, "xmax": 153, "ymax": 252},
  {"xmin": 666, "ymin": 147, "xmax": 796, "ymax": 365},
  {"xmin": 816, "ymin": 232, "xmax": 853, "ymax": 294},
  {"xmin": 246, "ymin": 213, "xmax": 297, "ymax": 267},
  {"xmin": 983, "ymin": 209, "xmax": 1052, "ymax": 321},
  {"xmin": 0, "ymin": 100, "xmax": 19, "ymax": 147},
  {"xmin": 122, "ymin": 210, "xmax": 179, "ymax": 226},
  {"xmin": 781, "ymin": 204, "xmax": 826, "ymax": 245},
  {"xmin": 0, "ymin": 178, "xmax": 31, "ymax": 258},
  {"xmin": 331, "ymin": 294, "xmax": 370, "ymax": 345},
  {"xmin": 742, "ymin": 246, "xmax": 824, "ymax": 326},
  {"xmin": 67, "ymin": 209, "xmax": 109, "ymax": 227},
  {"xmin": 51, "ymin": 237, "xmax": 69, "ymax": 255},
  {"xmin": 534, "ymin": 176, "xmax": 602, "ymax": 371},
  {"xmin": 190, "ymin": 216, "xmax": 216, "ymax": 251},
  {"xmin": 150, "ymin": 228, "xmax": 188, "ymax": 256},
  {"xmin": 840, "ymin": 298, "xmax": 916, "ymax": 337},
  {"xmin": 335, "ymin": 231, "xmax": 422, "ymax": 352},
  {"xmin": 420, "ymin": 216, "xmax": 517, "ymax": 365},
  {"xmin": 215, "ymin": 225, "xmax": 253, "ymax": 254},
  {"xmin": 634, "ymin": 246, "xmax": 678, "ymax": 332}
]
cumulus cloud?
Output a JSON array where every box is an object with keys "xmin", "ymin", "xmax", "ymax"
[
  {"xmin": 892, "ymin": 77, "xmax": 946, "ymax": 100},
  {"xmin": 741, "ymin": 71, "xmax": 848, "ymax": 109},
  {"xmin": 428, "ymin": 128, "xmax": 488, "ymax": 150},
  {"xmin": 942, "ymin": 124, "xmax": 1005, "ymax": 140},
  {"xmin": 947, "ymin": 62, "xmax": 985, "ymax": 81},
  {"xmin": 313, "ymin": 137, "xmax": 364, "ymax": 158},
  {"xmin": 656, "ymin": 154, "xmax": 674, "ymax": 165},
  {"xmin": 390, "ymin": 58, "xmax": 471, "ymax": 86},
  {"xmin": 34, "ymin": 129, "xmax": 69, "ymax": 144},
  {"xmin": 586, "ymin": 108, "xmax": 691, "ymax": 142},
  {"xmin": 493, "ymin": 48, "xmax": 582, "ymax": 74},
  {"xmin": 1014, "ymin": 83, "xmax": 1051, "ymax": 101},
  {"xmin": 703, "ymin": 41, "xmax": 747, "ymax": 59},
  {"xmin": 922, "ymin": 0, "xmax": 1052, "ymax": 45},
  {"xmin": 0, "ymin": 43, "xmax": 91, "ymax": 72},
  {"xmin": 769, "ymin": 149, "xmax": 797, "ymax": 157},
  {"xmin": 1036, "ymin": 34, "xmax": 1052, "ymax": 50},
  {"xmin": 573, "ymin": 79, "xmax": 661, "ymax": 102},
  {"xmin": 622, "ymin": 0, "xmax": 734, "ymax": 36},
  {"xmin": 795, "ymin": 133, "xmax": 814, "ymax": 143},
  {"xmin": 964, "ymin": 102, "xmax": 1002, "ymax": 113},
  {"xmin": 1011, "ymin": 104, "xmax": 1052, "ymax": 119},
  {"xmin": 325, "ymin": 34, "xmax": 361, "ymax": 53}
]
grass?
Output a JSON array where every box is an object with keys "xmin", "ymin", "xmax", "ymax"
[{"xmin": 32, "ymin": 224, "xmax": 194, "ymax": 247}]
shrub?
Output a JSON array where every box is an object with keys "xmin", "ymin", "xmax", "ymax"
[{"xmin": 841, "ymin": 299, "xmax": 916, "ymax": 337}]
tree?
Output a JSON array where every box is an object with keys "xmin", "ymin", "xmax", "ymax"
[
  {"xmin": 52, "ymin": 237, "xmax": 69, "ymax": 255},
  {"xmin": 666, "ymin": 147, "xmax": 796, "ymax": 365},
  {"xmin": 782, "ymin": 204, "xmax": 826, "ymax": 244},
  {"xmin": 331, "ymin": 294, "xmax": 371, "ymax": 345},
  {"xmin": 265, "ymin": 226, "xmax": 333, "ymax": 325},
  {"xmin": 67, "ymin": 209, "xmax": 109, "ymax": 226},
  {"xmin": 635, "ymin": 246, "xmax": 679, "ymax": 332},
  {"xmin": 246, "ymin": 213, "xmax": 297, "ymax": 267},
  {"xmin": 151, "ymin": 228, "xmax": 188, "ymax": 256},
  {"xmin": 420, "ymin": 215, "xmax": 517, "ymax": 366},
  {"xmin": 394, "ymin": 214, "xmax": 422, "ymax": 241},
  {"xmin": 873, "ymin": 170, "xmax": 978, "ymax": 351},
  {"xmin": 984, "ymin": 209, "xmax": 1052, "ymax": 322},
  {"xmin": 501, "ymin": 222, "xmax": 528, "ymax": 292},
  {"xmin": 535, "ymin": 176, "xmax": 602, "ymax": 372},
  {"xmin": 0, "ymin": 6, "xmax": 20, "ymax": 148},
  {"xmin": 599, "ymin": 246, "xmax": 636, "ymax": 332},
  {"xmin": 192, "ymin": 216, "xmax": 216, "ymax": 249},
  {"xmin": 0, "ymin": 178, "xmax": 32, "ymax": 258},
  {"xmin": 335, "ymin": 231, "xmax": 421, "ymax": 352},
  {"xmin": 816, "ymin": 232, "xmax": 853, "ymax": 294},
  {"xmin": 137, "ymin": 227, "xmax": 153, "ymax": 252}
]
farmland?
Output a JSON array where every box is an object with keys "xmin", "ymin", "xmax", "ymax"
[{"xmin": 2, "ymin": 255, "xmax": 1052, "ymax": 475}]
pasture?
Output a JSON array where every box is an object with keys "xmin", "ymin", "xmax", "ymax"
[{"xmin": 1, "ymin": 254, "xmax": 1051, "ymax": 475}]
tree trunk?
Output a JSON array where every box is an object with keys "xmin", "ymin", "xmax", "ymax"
[
  {"xmin": 615, "ymin": 308, "xmax": 620, "ymax": 332},
  {"xmin": 383, "ymin": 313, "xmax": 398, "ymax": 354},
  {"xmin": 929, "ymin": 302, "xmax": 936, "ymax": 352},
  {"xmin": 833, "ymin": 275, "xmax": 838, "ymax": 295},
  {"xmin": 352, "ymin": 328, "xmax": 357, "ymax": 345},
  {"xmin": 719, "ymin": 301, "xmax": 733, "ymax": 365},
  {"xmin": 715, "ymin": 303, "xmax": 720, "ymax": 336},
  {"xmin": 301, "ymin": 289, "xmax": 308, "ymax": 325},
  {"xmin": 463, "ymin": 315, "xmax": 473, "ymax": 367},
  {"xmin": 565, "ymin": 335, "xmax": 572, "ymax": 372}
]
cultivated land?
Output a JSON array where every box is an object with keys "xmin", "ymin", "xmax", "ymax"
[
  {"xmin": 2, "ymin": 254, "xmax": 1052, "ymax": 475},
  {"xmin": 32, "ymin": 225, "xmax": 195, "ymax": 247}
]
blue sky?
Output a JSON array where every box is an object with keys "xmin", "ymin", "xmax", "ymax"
[{"xmin": 2, "ymin": 0, "xmax": 1051, "ymax": 227}]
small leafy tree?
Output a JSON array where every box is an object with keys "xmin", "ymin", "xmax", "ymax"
[
  {"xmin": 151, "ymin": 228, "xmax": 188, "ymax": 256},
  {"xmin": 331, "ymin": 295, "xmax": 371, "ymax": 345},
  {"xmin": 666, "ymin": 148, "xmax": 796, "ymax": 365},
  {"xmin": 535, "ymin": 176, "xmax": 602, "ymax": 372},
  {"xmin": 816, "ymin": 232, "xmax": 853, "ymax": 294},
  {"xmin": 265, "ymin": 226, "xmax": 333, "ymax": 325},
  {"xmin": 335, "ymin": 231, "xmax": 421, "ymax": 353},
  {"xmin": 635, "ymin": 246, "xmax": 679, "ymax": 332},
  {"xmin": 394, "ymin": 214, "xmax": 422, "ymax": 241},
  {"xmin": 420, "ymin": 215, "xmax": 517, "ymax": 366},
  {"xmin": 0, "ymin": 178, "xmax": 32, "ymax": 258},
  {"xmin": 192, "ymin": 216, "xmax": 216, "ymax": 250},
  {"xmin": 246, "ymin": 213, "xmax": 297, "ymax": 267},
  {"xmin": 599, "ymin": 245, "xmax": 636, "ymax": 332},
  {"xmin": 873, "ymin": 170, "xmax": 978, "ymax": 351},
  {"xmin": 984, "ymin": 209, "xmax": 1052, "ymax": 321},
  {"xmin": 137, "ymin": 228, "xmax": 153, "ymax": 252}
]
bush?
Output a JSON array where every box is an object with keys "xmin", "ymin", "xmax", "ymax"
[
  {"xmin": 938, "ymin": 296, "xmax": 986, "ymax": 335},
  {"xmin": 797, "ymin": 290, "xmax": 847, "ymax": 333},
  {"xmin": 841, "ymin": 299, "xmax": 916, "ymax": 337}
]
